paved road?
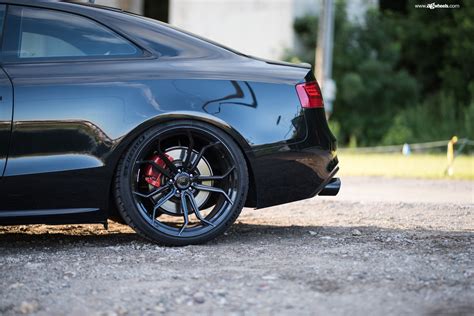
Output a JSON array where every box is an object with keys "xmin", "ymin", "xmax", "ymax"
[{"xmin": 0, "ymin": 176, "xmax": 473, "ymax": 315}]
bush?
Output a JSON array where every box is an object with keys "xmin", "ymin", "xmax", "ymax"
[{"xmin": 383, "ymin": 92, "xmax": 474, "ymax": 145}]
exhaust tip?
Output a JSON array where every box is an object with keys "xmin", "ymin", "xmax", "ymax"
[{"xmin": 319, "ymin": 178, "xmax": 341, "ymax": 196}]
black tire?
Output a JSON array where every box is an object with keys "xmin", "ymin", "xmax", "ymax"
[{"xmin": 114, "ymin": 120, "xmax": 248, "ymax": 246}]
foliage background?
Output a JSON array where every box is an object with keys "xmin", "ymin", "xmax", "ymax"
[{"xmin": 286, "ymin": 0, "xmax": 473, "ymax": 146}]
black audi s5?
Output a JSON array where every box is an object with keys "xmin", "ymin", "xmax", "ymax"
[{"xmin": 0, "ymin": 0, "xmax": 340, "ymax": 245}]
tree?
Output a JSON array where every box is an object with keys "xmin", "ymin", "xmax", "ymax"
[
  {"xmin": 288, "ymin": 0, "xmax": 473, "ymax": 145},
  {"xmin": 288, "ymin": 1, "xmax": 417, "ymax": 145}
]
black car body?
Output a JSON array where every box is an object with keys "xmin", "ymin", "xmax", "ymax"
[{"xmin": 0, "ymin": 0, "xmax": 339, "ymax": 245}]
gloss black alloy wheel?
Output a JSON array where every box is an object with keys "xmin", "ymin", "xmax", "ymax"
[{"xmin": 114, "ymin": 121, "xmax": 248, "ymax": 246}]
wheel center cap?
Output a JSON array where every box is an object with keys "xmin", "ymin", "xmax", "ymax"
[{"xmin": 175, "ymin": 173, "xmax": 191, "ymax": 189}]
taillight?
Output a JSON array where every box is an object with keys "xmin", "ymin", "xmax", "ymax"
[{"xmin": 296, "ymin": 81, "xmax": 324, "ymax": 108}]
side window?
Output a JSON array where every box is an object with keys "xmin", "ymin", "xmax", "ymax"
[{"xmin": 4, "ymin": 5, "xmax": 141, "ymax": 60}]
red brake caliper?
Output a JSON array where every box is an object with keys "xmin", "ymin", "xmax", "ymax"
[{"xmin": 144, "ymin": 154, "xmax": 173, "ymax": 188}]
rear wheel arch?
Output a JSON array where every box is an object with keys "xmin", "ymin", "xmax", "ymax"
[{"xmin": 107, "ymin": 114, "xmax": 258, "ymax": 220}]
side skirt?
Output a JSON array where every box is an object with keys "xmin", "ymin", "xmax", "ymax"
[{"xmin": 0, "ymin": 208, "xmax": 106, "ymax": 226}]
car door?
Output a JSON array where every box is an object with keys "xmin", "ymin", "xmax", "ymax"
[
  {"xmin": 0, "ymin": 67, "xmax": 12, "ymax": 178},
  {"xmin": 0, "ymin": 4, "xmax": 12, "ymax": 178},
  {"xmin": 0, "ymin": 4, "xmax": 148, "ymax": 213}
]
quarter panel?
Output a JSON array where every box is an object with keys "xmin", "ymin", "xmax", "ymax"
[{"xmin": 1, "ymin": 58, "xmax": 307, "ymax": 214}]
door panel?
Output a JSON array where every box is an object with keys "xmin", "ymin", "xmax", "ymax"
[
  {"xmin": 0, "ymin": 4, "xmax": 10, "ymax": 177},
  {"xmin": 0, "ymin": 4, "xmax": 143, "ymax": 212},
  {"xmin": 0, "ymin": 68, "xmax": 13, "ymax": 177}
]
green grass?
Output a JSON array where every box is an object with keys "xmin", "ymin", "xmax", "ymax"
[{"xmin": 338, "ymin": 152, "xmax": 474, "ymax": 180}]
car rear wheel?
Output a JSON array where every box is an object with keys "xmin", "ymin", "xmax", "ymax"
[{"xmin": 114, "ymin": 121, "xmax": 248, "ymax": 246}]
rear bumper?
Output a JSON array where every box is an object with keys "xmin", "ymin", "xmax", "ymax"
[
  {"xmin": 245, "ymin": 108, "xmax": 339, "ymax": 209},
  {"xmin": 248, "ymin": 146, "xmax": 339, "ymax": 208}
]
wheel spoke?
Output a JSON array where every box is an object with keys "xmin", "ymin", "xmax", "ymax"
[
  {"xmin": 189, "ymin": 141, "xmax": 219, "ymax": 172},
  {"xmin": 136, "ymin": 160, "xmax": 173, "ymax": 179},
  {"xmin": 151, "ymin": 187, "xmax": 177, "ymax": 223},
  {"xmin": 133, "ymin": 183, "xmax": 171, "ymax": 199},
  {"xmin": 178, "ymin": 193, "xmax": 190, "ymax": 236},
  {"xmin": 192, "ymin": 183, "xmax": 233, "ymax": 205},
  {"xmin": 185, "ymin": 191, "xmax": 214, "ymax": 227},
  {"xmin": 196, "ymin": 166, "xmax": 235, "ymax": 181},
  {"xmin": 157, "ymin": 152, "xmax": 179, "ymax": 174},
  {"xmin": 157, "ymin": 139, "xmax": 179, "ymax": 174},
  {"xmin": 183, "ymin": 131, "xmax": 194, "ymax": 169},
  {"xmin": 130, "ymin": 127, "xmax": 240, "ymax": 239}
]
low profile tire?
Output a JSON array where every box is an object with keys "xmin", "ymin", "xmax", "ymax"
[{"xmin": 114, "ymin": 120, "xmax": 248, "ymax": 246}]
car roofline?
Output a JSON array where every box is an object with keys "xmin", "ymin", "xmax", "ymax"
[
  {"xmin": 1, "ymin": 0, "xmax": 251, "ymax": 60},
  {"xmin": 0, "ymin": 0, "xmax": 122, "ymax": 11}
]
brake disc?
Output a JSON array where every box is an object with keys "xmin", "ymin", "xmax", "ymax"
[{"xmin": 149, "ymin": 146, "xmax": 213, "ymax": 215}]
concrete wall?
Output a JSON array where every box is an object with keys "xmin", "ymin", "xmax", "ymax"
[
  {"xmin": 169, "ymin": 0, "xmax": 295, "ymax": 60},
  {"xmin": 294, "ymin": 0, "xmax": 377, "ymax": 23},
  {"xmin": 93, "ymin": 0, "xmax": 143, "ymax": 14}
]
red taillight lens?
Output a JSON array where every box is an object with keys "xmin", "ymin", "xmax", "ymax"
[{"xmin": 296, "ymin": 81, "xmax": 324, "ymax": 108}]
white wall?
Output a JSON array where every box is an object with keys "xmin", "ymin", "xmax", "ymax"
[
  {"xmin": 92, "ymin": 0, "xmax": 143, "ymax": 14},
  {"xmin": 294, "ymin": 0, "xmax": 376, "ymax": 23},
  {"xmin": 170, "ymin": 0, "xmax": 295, "ymax": 61}
]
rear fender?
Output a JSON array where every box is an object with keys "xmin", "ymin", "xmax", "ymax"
[{"xmin": 107, "ymin": 112, "xmax": 259, "ymax": 217}]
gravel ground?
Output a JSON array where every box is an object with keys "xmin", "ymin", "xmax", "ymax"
[{"xmin": 0, "ymin": 176, "xmax": 473, "ymax": 316}]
